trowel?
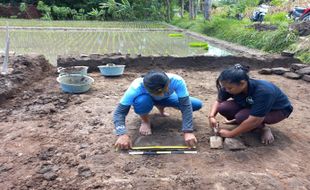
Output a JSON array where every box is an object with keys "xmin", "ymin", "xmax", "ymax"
[{"xmin": 210, "ymin": 122, "xmax": 223, "ymax": 149}]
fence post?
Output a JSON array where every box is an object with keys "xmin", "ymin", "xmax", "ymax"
[{"xmin": 1, "ymin": 23, "xmax": 10, "ymax": 75}]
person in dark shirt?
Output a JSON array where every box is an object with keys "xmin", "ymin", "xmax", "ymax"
[
  {"xmin": 208, "ymin": 64, "xmax": 293, "ymax": 144},
  {"xmin": 113, "ymin": 71, "xmax": 203, "ymax": 150}
]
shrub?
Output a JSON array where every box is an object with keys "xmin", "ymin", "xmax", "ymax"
[
  {"xmin": 37, "ymin": 1, "xmax": 52, "ymax": 20},
  {"xmin": 72, "ymin": 9, "xmax": 87, "ymax": 20},
  {"xmin": 51, "ymin": 6, "xmax": 72, "ymax": 20},
  {"xmin": 87, "ymin": 8, "xmax": 104, "ymax": 20},
  {"xmin": 19, "ymin": 2, "xmax": 27, "ymax": 13}
]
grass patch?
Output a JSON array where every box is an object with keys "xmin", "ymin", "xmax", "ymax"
[
  {"xmin": 172, "ymin": 14, "xmax": 298, "ymax": 53},
  {"xmin": 168, "ymin": 33, "xmax": 184, "ymax": 37},
  {"xmin": 296, "ymin": 51, "xmax": 310, "ymax": 64},
  {"xmin": 189, "ymin": 42, "xmax": 209, "ymax": 50},
  {"xmin": 264, "ymin": 12, "xmax": 292, "ymax": 27}
]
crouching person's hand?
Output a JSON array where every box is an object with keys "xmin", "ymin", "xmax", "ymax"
[
  {"xmin": 184, "ymin": 132, "xmax": 197, "ymax": 148},
  {"xmin": 115, "ymin": 134, "xmax": 132, "ymax": 150}
]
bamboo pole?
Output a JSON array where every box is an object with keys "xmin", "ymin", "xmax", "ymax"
[{"xmin": 1, "ymin": 23, "xmax": 10, "ymax": 75}]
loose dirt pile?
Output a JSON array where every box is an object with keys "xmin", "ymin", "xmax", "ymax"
[
  {"xmin": 0, "ymin": 55, "xmax": 54, "ymax": 103},
  {"xmin": 249, "ymin": 23, "xmax": 278, "ymax": 31},
  {"xmin": 290, "ymin": 21, "xmax": 310, "ymax": 36}
]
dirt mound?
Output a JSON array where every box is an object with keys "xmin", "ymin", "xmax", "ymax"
[
  {"xmin": 0, "ymin": 54, "xmax": 54, "ymax": 104},
  {"xmin": 248, "ymin": 23, "xmax": 278, "ymax": 31},
  {"xmin": 290, "ymin": 21, "xmax": 310, "ymax": 36}
]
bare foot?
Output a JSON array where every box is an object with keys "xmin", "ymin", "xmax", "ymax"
[
  {"xmin": 139, "ymin": 121, "xmax": 152, "ymax": 136},
  {"xmin": 156, "ymin": 106, "xmax": 170, "ymax": 117},
  {"xmin": 260, "ymin": 126, "xmax": 274, "ymax": 145}
]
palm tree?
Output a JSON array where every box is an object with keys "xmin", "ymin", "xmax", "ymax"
[
  {"xmin": 204, "ymin": 0, "xmax": 212, "ymax": 20},
  {"xmin": 180, "ymin": 0, "xmax": 184, "ymax": 18},
  {"xmin": 166, "ymin": 0, "xmax": 171, "ymax": 22}
]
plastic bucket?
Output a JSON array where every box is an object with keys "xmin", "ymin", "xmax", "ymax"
[
  {"xmin": 56, "ymin": 74, "xmax": 94, "ymax": 94},
  {"xmin": 98, "ymin": 63, "xmax": 125, "ymax": 76},
  {"xmin": 58, "ymin": 66, "xmax": 89, "ymax": 76}
]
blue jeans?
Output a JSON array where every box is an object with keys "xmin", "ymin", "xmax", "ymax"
[{"xmin": 133, "ymin": 93, "xmax": 203, "ymax": 115}]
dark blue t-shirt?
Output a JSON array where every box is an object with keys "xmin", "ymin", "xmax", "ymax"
[{"xmin": 218, "ymin": 79, "xmax": 293, "ymax": 117}]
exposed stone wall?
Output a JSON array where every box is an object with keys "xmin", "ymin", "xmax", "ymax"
[
  {"xmin": 259, "ymin": 63, "xmax": 310, "ymax": 82},
  {"xmin": 57, "ymin": 53, "xmax": 300, "ymax": 72}
]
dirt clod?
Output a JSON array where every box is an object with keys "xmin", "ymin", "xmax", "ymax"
[{"xmin": 78, "ymin": 166, "xmax": 94, "ymax": 178}]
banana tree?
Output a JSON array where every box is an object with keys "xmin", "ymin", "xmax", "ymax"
[{"xmin": 99, "ymin": 0, "xmax": 134, "ymax": 20}]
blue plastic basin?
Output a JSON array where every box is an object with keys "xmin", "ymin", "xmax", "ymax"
[
  {"xmin": 98, "ymin": 64, "xmax": 125, "ymax": 76},
  {"xmin": 57, "ymin": 74, "xmax": 94, "ymax": 94}
]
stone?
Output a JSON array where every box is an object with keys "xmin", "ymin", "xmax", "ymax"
[
  {"xmin": 37, "ymin": 164, "xmax": 53, "ymax": 174},
  {"xmin": 85, "ymin": 109, "xmax": 92, "ymax": 113},
  {"xmin": 80, "ymin": 54, "xmax": 88, "ymax": 58},
  {"xmin": 283, "ymin": 72, "xmax": 302, "ymax": 80},
  {"xmin": 133, "ymin": 134, "xmax": 186, "ymax": 147},
  {"xmin": 224, "ymin": 138, "xmax": 246, "ymax": 150},
  {"xmin": 281, "ymin": 50, "xmax": 295, "ymax": 57},
  {"xmin": 296, "ymin": 67, "xmax": 310, "ymax": 75},
  {"xmin": 79, "ymin": 154, "xmax": 87, "ymax": 159},
  {"xmin": 258, "ymin": 68, "xmax": 272, "ymax": 75},
  {"xmin": 38, "ymin": 147, "xmax": 56, "ymax": 160},
  {"xmin": 271, "ymin": 67, "xmax": 290, "ymax": 75},
  {"xmin": 78, "ymin": 166, "xmax": 93, "ymax": 178},
  {"xmin": 43, "ymin": 171, "xmax": 58, "ymax": 181},
  {"xmin": 210, "ymin": 136, "xmax": 223, "ymax": 149},
  {"xmin": 59, "ymin": 98, "xmax": 68, "ymax": 104},
  {"xmin": 22, "ymin": 94, "xmax": 30, "ymax": 100},
  {"xmin": 0, "ymin": 164, "xmax": 13, "ymax": 173},
  {"xmin": 290, "ymin": 63, "xmax": 308, "ymax": 71},
  {"xmin": 79, "ymin": 143, "xmax": 89, "ymax": 149},
  {"xmin": 302, "ymin": 75, "xmax": 310, "ymax": 82}
]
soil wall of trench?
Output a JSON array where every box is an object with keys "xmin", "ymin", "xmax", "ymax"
[{"xmin": 57, "ymin": 53, "xmax": 300, "ymax": 72}]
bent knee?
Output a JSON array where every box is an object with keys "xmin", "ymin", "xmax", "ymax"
[
  {"xmin": 133, "ymin": 94, "xmax": 153, "ymax": 115},
  {"xmin": 192, "ymin": 100, "xmax": 203, "ymax": 111}
]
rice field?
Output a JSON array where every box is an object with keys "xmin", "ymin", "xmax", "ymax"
[
  {"xmin": 0, "ymin": 20, "xmax": 231, "ymax": 65},
  {"xmin": 0, "ymin": 19, "xmax": 168, "ymax": 28}
]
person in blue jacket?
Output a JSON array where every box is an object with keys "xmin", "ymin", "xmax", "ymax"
[
  {"xmin": 208, "ymin": 64, "xmax": 293, "ymax": 144},
  {"xmin": 113, "ymin": 71, "xmax": 203, "ymax": 150}
]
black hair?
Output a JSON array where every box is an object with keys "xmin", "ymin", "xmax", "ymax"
[
  {"xmin": 143, "ymin": 71, "xmax": 169, "ymax": 93},
  {"xmin": 216, "ymin": 64, "xmax": 250, "ymax": 92}
]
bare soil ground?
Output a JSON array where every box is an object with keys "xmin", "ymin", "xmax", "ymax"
[{"xmin": 0, "ymin": 58, "xmax": 310, "ymax": 189}]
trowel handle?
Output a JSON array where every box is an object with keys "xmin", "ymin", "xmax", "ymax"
[{"xmin": 213, "ymin": 122, "xmax": 220, "ymax": 135}]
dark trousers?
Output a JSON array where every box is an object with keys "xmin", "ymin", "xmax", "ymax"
[{"xmin": 218, "ymin": 100, "xmax": 290, "ymax": 128}]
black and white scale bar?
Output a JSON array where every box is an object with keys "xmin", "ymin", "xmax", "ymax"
[{"xmin": 129, "ymin": 150, "xmax": 198, "ymax": 155}]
